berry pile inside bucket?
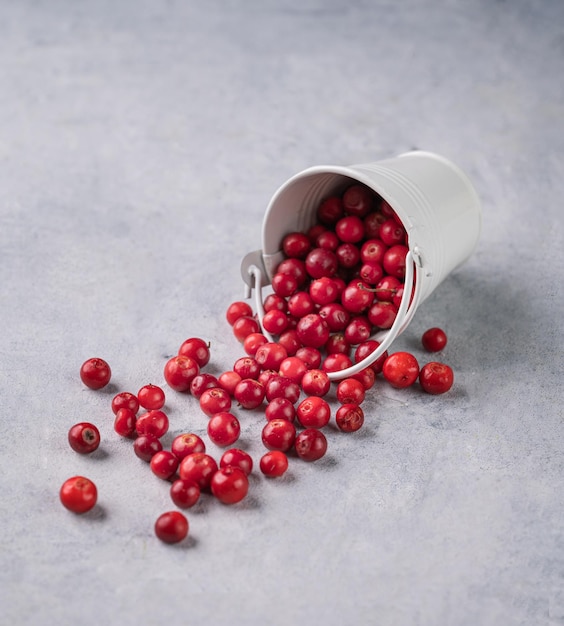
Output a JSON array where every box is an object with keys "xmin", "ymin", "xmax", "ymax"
[{"xmin": 60, "ymin": 183, "xmax": 454, "ymax": 545}]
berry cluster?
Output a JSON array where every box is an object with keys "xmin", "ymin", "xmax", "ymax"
[{"xmin": 60, "ymin": 183, "xmax": 455, "ymax": 545}]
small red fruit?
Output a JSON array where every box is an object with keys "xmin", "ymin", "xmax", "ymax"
[
  {"xmin": 419, "ymin": 362, "xmax": 454, "ymax": 394},
  {"xmin": 138, "ymin": 384, "xmax": 166, "ymax": 410},
  {"xmin": 207, "ymin": 412, "xmax": 241, "ymax": 447},
  {"xmin": 260, "ymin": 451, "xmax": 289, "ymax": 477},
  {"xmin": 382, "ymin": 352, "xmax": 420, "ymax": 389},
  {"xmin": 163, "ymin": 355, "xmax": 200, "ymax": 392},
  {"xmin": 111, "ymin": 391, "xmax": 139, "ymax": 415},
  {"xmin": 178, "ymin": 337, "xmax": 210, "ymax": 367},
  {"xmin": 178, "ymin": 453, "xmax": 218, "ymax": 491},
  {"xmin": 170, "ymin": 479, "xmax": 200, "ymax": 509},
  {"xmin": 421, "ymin": 327, "xmax": 448, "ymax": 352},
  {"xmin": 79, "ymin": 358, "xmax": 111, "ymax": 390},
  {"xmin": 294, "ymin": 429, "xmax": 328, "ymax": 462},
  {"xmin": 220, "ymin": 448, "xmax": 253, "ymax": 475},
  {"xmin": 59, "ymin": 476, "xmax": 97, "ymax": 514},
  {"xmin": 68, "ymin": 422, "xmax": 100, "ymax": 454},
  {"xmin": 210, "ymin": 466, "xmax": 249, "ymax": 504},
  {"xmin": 150, "ymin": 450, "xmax": 179, "ymax": 480},
  {"xmin": 335, "ymin": 404, "xmax": 365, "ymax": 432},
  {"xmin": 154, "ymin": 511, "xmax": 189, "ymax": 544}
]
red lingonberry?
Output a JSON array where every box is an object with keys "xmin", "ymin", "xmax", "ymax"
[
  {"xmin": 374, "ymin": 276, "xmax": 402, "ymax": 302},
  {"xmin": 278, "ymin": 356, "xmax": 308, "ymax": 385},
  {"xmin": 260, "ymin": 451, "xmax": 289, "ymax": 477},
  {"xmin": 317, "ymin": 196, "xmax": 344, "ymax": 225},
  {"xmin": 277, "ymin": 329, "xmax": 302, "ymax": 356},
  {"xmin": 261, "ymin": 418, "xmax": 296, "ymax": 452},
  {"xmin": 368, "ymin": 301, "xmax": 398, "ymax": 329},
  {"xmin": 359, "ymin": 262, "xmax": 384, "ymax": 285},
  {"xmin": 421, "ymin": 327, "xmax": 448, "ymax": 352},
  {"xmin": 207, "ymin": 412, "xmax": 241, "ymax": 447},
  {"xmin": 170, "ymin": 479, "xmax": 200, "ymax": 509},
  {"xmin": 351, "ymin": 367, "xmax": 376, "ymax": 390},
  {"xmin": 226, "ymin": 301, "xmax": 253, "ymax": 326},
  {"xmin": 138, "ymin": 384, "xmax": 166, "ymax": 410},
  {"xmin": 419, "ymin": 362, "xmax": 454, "ymax": 394},
  {"xmin": 336, "ymin": 378, "xmax": 366, "ymax": 404},
  {"xmin": 316, "ymin": 230, "xmax": 340, "ymax": 251},
  {"xmin": 309, "ymin": 277, "xmax": 339, "ymax": 306},
  {"xmin": 68, "ymin": 422, "xmax": 100, "ymax": 454},
  {"xmin": 265, "ymin": 397, "xmax": 296, "ymax": 423},
  {"xmin": 154, "ymin": 511, "xmax": 188, "ymax": 544},
  {"xmin": 220, "ymin": 448, "xmax": 253, "ymax": 475},
  {"xmin": 294, "ymin": 429, "xmax": 328, "ymax": 462},
  {"xmin": 60, "ymin": 476, "xmax": 97, "ymax": 514},
  {"xmin": 136, "ymin": 410, "xmax": 169, "ymax": 439},
  {"xmin": 243, "ymin": 332, "xmax": 268, "ymax": 356},
  {"xmin": 189, "ymin": 373, "xmax": 220, "ymax": 399},
  {"xmin": 296, "ymin": 313, "xmax": 330, "ymax": 348},
  {"xmin": 364, "ymin": 211, "xmax": 386, "ymax": 238},
  {"xmin": 199, "ymin": 387, "xmax": 232, "ymax": 417},
  {"xmin": 307, "ymin": 223, "xmax": 327, "ymax": 243},
  {"xmin": 296, "ymin": 397, "xmax": 331, "ymax": 429},
  {"xmin": 325, "ymin": 332, "xmax": 351, "ymax": 355},
  {"xmin": 133, "ymin": 434, "xmax": 163, "ymax": 462},
  {"xmin": 305, "ymin": 247, "xmax": 339, "ymax": 279},
  {"xmin": 265, "ymin": 375, "xmax": 301, "ymax": 404},
  {"xmin": 300, "ymin": 369, "xmax": 331, "ymax": 397},
  {"xmin": 276, "ymin": 258, "xmax": 308, "ymax": 286},
  {"xmin": 150, "ymin": 450, "xmax": 179, "ymax": 480},
  {"xmin": 163, "ymin": 355, "xmax": 200, "ymax": 392},
  {"xmin": 233, "ymin": 356, "xmax": 261, "ymax": 380},
  {"xmin": 379, "ymin": 218, "xmax": 406, "ymax": 246},
  {"xmin": 287, "ymin": 291, "xmax": 316, "ymax": 318},
  {"xmin": 335, "ymin": 215, "xmax": 365, "ymax": 243},
  {"xmin": 255, "ymin": 342, "xmax": 288, "ymax": 371},
  {"xmin": 80, "ymin": 358, "xmax": 111, "ymax": 390},
  {"xmin": 211, "ymin": 466, "xmax": 249, "ymax": 504},
  {"xmin": 262, "ymin": 309, "xmax": 289, "ymax": 335},
  {"xmin": 360, "ymin": 239, "xmax": 387, "ymax": 265},
  {"xmin": 171, "ymin": 433, "xmax": 206, "ymax": 459},
  {"xmin": 111, "ymin": 391, "xmax": 139, "ymax": 415},
  {"xmin": 342, "ymin": 184, "xmax": 374, "ymax": 217},
  {"xmin": 344, "ymin": 316, "xmax": 372, "ymax": 345},
  {"xmin": 383, "ymin": 244, "xmax": 409, "ymax": 279},
  {"xmin": 263, "ymin": 293, "xmax": 289, "ymax": 313},
  {"xmin": 295, "ymin": 346, "xmax": 322, "ymax": 370},
  {"xmin": 217, "ymin": 370, "xmax": 242, "ymax": 396},
  {"xmin": 319, "ymin": 303, "xmax": 350, "ymax": 332},
  {"xmin": 341, "ymin": 281, "xmax": 374, "ymax": 314},
  {"xmin": 282, "ymin": 231, "xmax": 312, "ymax": 259},
  {"xmin": 178, "ymin": 453, "xmax": 218, "ymax": 491},
  {"xmin": 271, "ymin": 272, "xmax": 298, "ymax": 297},
  {"xmin": 114, "ymin": 408, "xmax": 137, "ymax": 438},
  {"xmin": 234, "ymin": 378, "xmax": 265, "ymax": 409},
  {"xmin": 382, "ymin": 352, "xmax": 420, "ymax": 389},
  {"xmin": 322, "ymin": 353, "xmax": 353, "ymax": 374},
  {"xmin": 178, "ymin": 337, "xmax": 210, "ymax": 367},
  {"xmin": 354, "ymin": 340, "xmax": 388, "ymax": 374},
  {"xmin": 232, "ymin": 315, "xmax": 261, "ymax": 342},
  {"xmin": 335, "ymin": 242, "xmax": 361, "ymax": 269},
  {"xmin": 335, "ymin": 404, "xmax": 365, "ymax": 432}
]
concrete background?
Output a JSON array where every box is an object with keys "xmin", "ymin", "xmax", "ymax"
[{"xmin": 1, "ymin": 1, "xmax": 563, "ymax": 624}]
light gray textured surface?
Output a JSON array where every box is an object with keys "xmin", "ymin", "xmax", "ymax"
[{"xmin": 1, "ymin": 1, "xmax": 563, "ymax": 625}]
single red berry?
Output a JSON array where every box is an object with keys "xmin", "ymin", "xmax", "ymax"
[
  {"xmin": 318, "ymin": 303, "xmax": 350, "ymax": 332},
  {"xmin": 277, "ymin": 329, "xmax": 302, "ymax": 356},
  {"xmin": 307, "ymin": 223, "xmax": 327, "ymax": 243},
  {"xmin": 207, "ymin": 412, "xmax": 241, "ymax": 447},
  {"xmin": 351, "ymin": 367, "xmax": 376, "ymax": 390},
  {"xmin": 220, "ymin": 448, "xmax": 253, "ymax": 475},
  {"xmin": 359, "ymin": 262, "xmax": 384, "ymax": 285},
  {"xmin": 354, "ymin": 340, "xmax": 388, "ymax": 374},
  {"xmin": 79, "ymin": 358, "xmax": 111, "ymax": 390},
  {"xmin": 341, "ymin": 281, "xmax": 374, "ymax": 314},
  {"xmin": 271, "ymin": 272, "xmax": 298, "ymax": 297},
  {"xmin": 133, "ymin": 434, "xmax": 163, "ymax": 462},
  {"xmin": 111, "ymin": 391, "xmax": 139, "ymax": 415},
  {"xmin": 163, "ymin": 355, "xmax": 200, "ymax": 392},
  {"xmin": 344, "ymin": 315, "xmax": 372, "ymax": 345},
  {"xmin": 136, "ymin": 410, "xmax": 169, "ymax": 439},
  {"xmin": 325, "ymin": 332, "xmax": 351, "ymax": 355},
  {"xmin": 233, "ymin": 356, "xmax": 261, "ymax": 380},
  {"xmin": 300, "ymin": 369, "xmax": 331, "ymax": 397},
  {"xmin": 262, "ymin": 309, "xmax": 289, "ymax": 335},
  {"xmin": 114, "ymin": 408, "xmax": 137, "ymax": 438},
  {"xmin": 261, "ymin": 418, "xmax": 296, "ymax": 452},
  {"xmin": 367, "ymin": 301, "xmax": 398, "ymax": 329},
  {"xmin": 305, "ymin": 247, "xmax": 339, "ymax": 279},
  {"xmin": 68, "ymin": 422, "xmax": 100, "ymax": 454},
  {"xmin": 171, "ymin": 433, "xmax": 206, "ymax": 460},
  {"xmin": 243, "ymin": 332, "xmax": 268, "ymax": 356},
  {"xmin": 282, "ymin": 231, "xmax": 312, "ymax": 258},
  {"xmin": 382, "ymin": 352, "xmax": 420, "ymax": 389},
  {"xmin": 178, "ymin": 337, "xmax": 210, "ymax": 367},
  {"xmin": 335, "ymin": 242, "xmax": 361, "ymax": 269},
  {"xmin": 295, "ymin": 346, "xmax": 322, "ymax": 370},
  {"xmin": 294, "ymin": 429, "xmax": 328, "ymax": 462},
  {"xmin": 234, "ymin": 378, "xmax": 265, "ymax": 409},
  {"xmin": 265, "ymin": 375, "xmax": 301, "ymax": 404},
  {"xmin": 211, "ymin": 466, "xmax": 249, "ymax": 504},
  {"xmin": 59, "ymin": 476, "xmax": 97, "ymax": 514},
  {"xmin": 217, "ymin": 370, "xmax": 242, "ymax": 396},
  {"xmin": 265, "ymin": 397, "xmax": 296, "ymax": 422},
  {"xmin": 342, "ymin": 184, "xmax": 374, "ymax": 217},
  {"xmin": 316, "ymin": 230, "xmax": 340, "ymax": 251},
  {"xmin": 178, "ymin": 453, "xmax": 218, "ymax": 491},
  {"xmin": 288, "ymin": 291, "xmax": 316, "ymax": 318},
  {"xmin": 379, "ymin": 218, "xmax": 406, "ymax": 246},
  {"xmin": 296, "ymin": 313, "xmax": 330, "ymax": 348},
  {"xmin": 255, "ymin": 342, "xmax": 288, "ymax": 371},
  {"xmin": 317, "ymin": 196, "xmax": 344, "ymax": 225},
  {"xmin": 150, "ymin": 450, "xmax": 179, "ymax": 480},
  {"xmin": 360, "ymin": 239, "xmax": 387, "ymax": 265},
  {"xmin": 154, "ymin": 511, "xmax": 188, "ymax": 544},
  {"xmin": 336, "ymin": 378, "xmax": 366, "ymax": 404},
  {"xmin": 296, "ymin": 396, "xmax": 331, "ymax": 429},
  {"xmin": 363, "ymin": 210, "xmax": 386, "ymax": 238},
  {"xmin": 322, "ymin": 353, "xmax": 353, "ymax": 374},
  {"xmin": 335, "ymin": 215, "xmax": 365, "ymax": 243},
  {"xmin": 383, "ymin": 244, "xmax": 409, "ymax": 279},
  {"xmin": 170, "ymin": 479, "xmax": 200, "ymax": 509},
  {"xmin": 335, "ymin": 404, "xmax": 365, "ymax": 432},
  {"xmin": 263, "ymin": 293, "xmax": 289, "ymax": 313},
  {"xmin": 199, "ymin": 387, "xmax": 232, "ymax": 417},
  {"xmin": 276, "ymin": 258, "xmax": 308, "ymax": 286},
  {"xmin": 419, "ymin": 362, "xmax": 454, "ymax": 394},
  {"xmin": 374, "ymin": 276, "xmax": 402, "ymax": 302},
  {"xmin": 226, "ymin": 301, "xmax": 253, "ymax": 326},
  {"xmin": 421, "ymin": 327, "xmax": 448, "ymax": 352},
  {"xmin": 190, "ymin": 373, "xmax": 220, "ymax": 399},
  {"xmin": 138, "ymin": 384, "xmax": 166, "ymax": 410},
  {"xmin": 260, "ymin": 451, "xmax": 289, "ymax": 477},
  {"xmin": 232, "ymin": 315, "xmax": 261, "ymax": 342},
  {"xmin": 278, "ymin": 356, "xmax": 308, "ymax": 385}
]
